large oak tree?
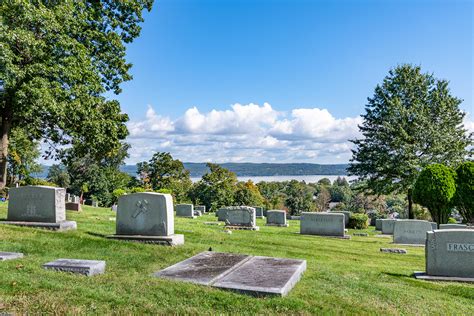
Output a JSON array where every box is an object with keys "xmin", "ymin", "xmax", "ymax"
[
  {"xmin": 348, "ymin": 65, "xmax": 472, "ymax": 218},
  {"xmin": 0, "ymin": 1, "xmax": 153, "ymax": 188}
]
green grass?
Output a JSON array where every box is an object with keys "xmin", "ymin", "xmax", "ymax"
[{"xmin": 0, "ymin": 203, "xmax": 473, "ymax": 315}]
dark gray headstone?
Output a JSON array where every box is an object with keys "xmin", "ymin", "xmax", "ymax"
[
  {"xmin": 176, "ymin": 204, "xmax": 195, "ymax": 218},
  {"xmin": 266, "ymin": 210, "xmax": 288, "ymax": 227},
  {"xmin": 195, "ymin": 205, "xmax": 206, "ymax": 213},
  {"xmin": 0, "ymin": 252, "xmax": 24, "ymax": 261},
  {"xmin": 43, "ymin": 259, "xmax": 105, "ymax": 276},
  {"xmin": 253, "ymin": 206, "xmax": 265, "ymax": 218}
]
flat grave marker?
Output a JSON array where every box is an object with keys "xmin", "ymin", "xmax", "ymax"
[
  {"xmin": 43, "ymin": 259, "xmax": 105, "ymax": 276},
  {"xmin": 0, "ymin": 252, "xmax": 24, "ymax": 261}
]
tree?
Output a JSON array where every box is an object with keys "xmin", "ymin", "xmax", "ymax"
[
  {"xmin": 0, "ymin": 1, "xmax": 154, "ymax": 189},
  {"xmin": 136, "ymin": 152, "xmax": 192, "ymax": 202},
  {"xmin": 413, "ymin": 164, "xmax": 456, "ymax": 225},
  {"xmin": 285, "ymin": 180, "xmax": 315, "ymax": 215},
  {"xmin": 349, "ymin": 65, "xmax": 472, "ymax": 218},
  {"xmin": 333, "ymin": 176, "xmax": 349, "ymax": 186},
  {"xmin": 453, "ymin": 161, "xmax": 474, "ymax": 223},
  {"xmin": 234, "ymin": 180, "xmax": 265, "ymax": 206},
  {"xmin": 314, "ymin": 186, "xmax": 331, "ymax": 211},
  {"xmin": 47, "ymin": 164, "xmax": 70, "ymax": 189},
  {"xmin": 317, "ymin": 178, "xmax": 331, "ymax": 186},
  {"xmin": 7, "ymin": 128, "xmax": 42, "ymax": 185},
  {"xmin": 191, "ymin": 163, "xmax": 237, "ymax": 211}
]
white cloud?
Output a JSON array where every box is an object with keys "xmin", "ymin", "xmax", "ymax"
[{"xmin": 125, "ymin": 102, "xmax": 361, "ymax": 164}]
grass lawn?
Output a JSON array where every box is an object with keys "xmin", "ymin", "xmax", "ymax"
[{"xmin": 0, "ymin": 202, "xmax": 473, "ymax": 315}]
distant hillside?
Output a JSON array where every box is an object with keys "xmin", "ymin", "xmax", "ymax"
[{"xmin": 34, "ymin": 162, "xmax": 348, "ymax": 179}]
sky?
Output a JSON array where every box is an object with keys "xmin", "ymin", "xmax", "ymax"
[{"xmin": 113, "ymin": 0, "xmax": 473, "ymax": 165}]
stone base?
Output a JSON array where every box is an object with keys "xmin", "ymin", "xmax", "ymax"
[
  {"xmin": 224, "ymin": 225, "xmax": 260, "ymax": 231},
  {"xmin": 43, "ymin": 259, "xmax": 105, "ymax": 276},
  {"xmin": 414, "ymin": 272, "xmax": 474, "ymax": 283},
  {"xmin": 107, "ymin": 234, "xmax": 184, "ymax": 246},
  {"xmin": 392, "ymin": 243, "xmax": 425, "ymax": 247},
  {"xmin": 301, "ymin": 233, "xmax": 351, "ymax": 239},
  {"xmin": 0, "ymin": 220, "xmax": 77, "ymax": 231},
  {"xmin": 265, "ymin": 223, "xmax": 289, "ymax": 227},
  {"xmin": 0, "ymin": 252, "xmax": 24, "ymax": 261}
]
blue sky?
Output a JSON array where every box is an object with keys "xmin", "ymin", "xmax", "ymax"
[{"xmin": 116, "ymin": 0, "xmax": 473, "ymax": 164}]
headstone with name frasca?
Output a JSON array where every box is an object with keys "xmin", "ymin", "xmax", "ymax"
[
  {"xmin": 175, "ymin": 204, "xmax": 195, "ymax": 218},
  {"xmin": 266, "ymin": 210, "xmax": 288, "ymax": 227},
  {"xmin": 224, "ymin": 206, "xmax": 259, "ymax": 230},
  {"xmin": 300, "ymin": 212, "xmax": 348, "ymax": 238},
  {"xmin": 393, "ymin": 220, "xmax": 433, "ymax": 245},
  {"xmin": 381, "ymin": 219, "xmax": 397, "ymax": 235},
  {"xmin": 1, "ymin": 186, "xmax": 76, "ymax": 231},
  {"xmin": 107, "ymin": 192, "xmax": 184, "ymax": 246},
  {"xmin": 439, "ymin": 224, "xmax": 467, "ymax": 230},
  {"xmin": 415, "ymin": 229, "xmax": 474, "ymax": 281}
]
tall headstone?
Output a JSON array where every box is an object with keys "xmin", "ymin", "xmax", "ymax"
[
  {"xmin": 381, "ymin": 219, "xmax": 397, "ymax": 235},
  {"xmin": 439, "ymin": 224, "xmax": 467, "ymax": 230},
  {"xmin": 416, "ymin": 229, "xmax": 474, "ymax": 280},
  {"xmin": 1, "ymin": 186, "xmax": 76, "ymax": 231},
  {"xmin": 107, "ymin": 192, "xmax": 184, "ymax": 246},
  {"xmin": 266, "ymin": 210, "xmax": 288, "ymax": 227},
  {"xmin": 393, "ymin": 220, "xmax": 433, "ymax": 245},
  {"xmin": 175, "ymin": 204, "xmax": 195, "ymax": 218},
  {"xmin": 300, "ymin": 212, "xmax": 348, "ymax": 238},
  {"xmin": 223, "ymin": 206, "xmax": 259, "ymax": 230}
]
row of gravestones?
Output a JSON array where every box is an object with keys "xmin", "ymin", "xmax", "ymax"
[{"xmin": 0, "ymin": 186, "xmax": 472, "ymax": 281}]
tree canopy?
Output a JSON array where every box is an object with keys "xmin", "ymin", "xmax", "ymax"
[
  {"xmin": 348, "ymin": 64, "xmax": 472, "ymax": 218},
  {"xmin": 453, "ymin": 161, "xmax": 474, "ymax": 223}
]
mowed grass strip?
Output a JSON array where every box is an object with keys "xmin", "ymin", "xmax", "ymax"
[{"xmin": 0, "ymin": 203, "xmax": 473, "ymax": 314}]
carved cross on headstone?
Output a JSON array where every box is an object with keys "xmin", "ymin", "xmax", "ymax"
[{"xmin": 132, "ymin": 199, "xmax": 149, "ymax": 218}]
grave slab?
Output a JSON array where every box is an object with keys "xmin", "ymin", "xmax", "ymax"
[
  {"xmin": 43, "ymin": 259, "xmax": 105, "ymax": 276},
  {"xmin": 0, "ymin": 220, "xmax": 77, "ymax": 231},
  {"xmin": 0, "ymin": 252, "xmax": 24, "ymax": 261},
  {"xmin": 353, "ymin": 233, "xmax": 368, "ymax": 237},
  {"xmin": 380, "ymin": 248, "xmax": 407, "ymax": 254},
  {"xmin": 154, "ymin": 251, "xmax": 306, "ymax": 296}
]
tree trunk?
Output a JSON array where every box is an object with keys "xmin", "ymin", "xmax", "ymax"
[
  {"xmin": 407, "ymin": 188, "xmax": 414, "ymax": 219},
  {"xmin": 0, "ymin": 115, "xmax": 11, "ymax": 190}
]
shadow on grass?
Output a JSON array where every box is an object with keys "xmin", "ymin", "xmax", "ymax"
[{"xmin": 86, "ymin": 231, "xmax": 108, "ymax": 238}]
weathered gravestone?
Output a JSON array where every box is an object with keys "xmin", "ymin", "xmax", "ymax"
[
  {"xmin": 107, "ymin": 192, "xmax": 184, "ymax": 246},
  {"xmin": 175, "ymin": 204, "xmax": 195, "ymax": 218},
  {"xmin": 154, "ymin": 251, "xmax": 306, "ymax": 296},
  {"xmin": 1, "ymin": 186, "xmax": 76, "ymax": 231},
  {"xmin": 0, "ymin": 252, "xmax": 24, "ymax": 261},
  {"xmin": 375, "ymin": 219, "xmax": 383, "ymax": 231},
  {"xmin": 253, "ymin": 206, "xmax": 265, "ymax": 218},
  {"xmin": 66, "ymin": 202, "xmax": 81, "ymax": 212},
  {"xmin": 300, "ymin": 212, "xmax": 348, "ymax": 238},
  {"xmin": 329, "ymin": 211, "xmax": 351, "ymax": 227},
  {"xmin": 439, "ymin": 224, "xmax": 467, "ymax": 230},
  {"xmin": 216, "ymin": 208, "xmax": 229, "ymax": 221},
  {"xmin": 266, "ymin": 210, "xmax": 288, "ymax": 227},
  {"xmin": 195, "ymin": 205, "xmax": 206, "ymax": 213},
  {"xmin": 43, "ymin": 259, "xmax": 106, "ymax": 276},
  {"xmin": 381, "ymin": 219, "xmax": 397, "ymax": 235},
  {"xmin": 393, "ymin": 220, "xmax": 433, "ymax": 245},
  {"xmin": 415, "ymin": 229, "xmax": 474, "ymax": 281},
  {"xmin": 431, "ymin": 222, "xmax": 438, "ymax": 230},
  {"xmin": 224, "ymin": 206, "xmax": 259, "ymax": 230}
]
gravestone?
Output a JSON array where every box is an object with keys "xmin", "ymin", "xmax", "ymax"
[
  {"xmin": 72, "ymin": 195, "xmax": 80, "ymax": 203},
  {"xmin": 253, "ymin": 206, "xmax": 265, "ymax": 218},
  {"xmin": 195, "ymin": 205, "xmax": 206, "ymax": 213},
  {"xmin": 380, "ymin": 248, "xmax": 407, "ymax": 254},
  {"xmin": 92, "ymin": 201, "xmax": 99, "ymax": 207},
  {"xmin": 0, "ymin": 252, "xmax": 24, "ymax": 261},
  {"xmin": 375, "ymin": 219, "xmax": 383, "ymax": 231},
  {"xmin": 43, "ymin": 259, "xmax": 105, "ymax": 276},
  {"xmin": 107, "ymin": 192, "xmax": 184, "ymax": 246},
  {"xmin": 1, "ymin": 185, "xmax": 76, "ymax": 231},
  {"xmin": 381, "ymin": 219, "xmax": 397, "ymax": 235},
  {"xmin": 266, "ymin": 210, "xmax": 288, "ymax": 227},
  {"xmin": 415, "ymin": 229, "xmax": 474, "ymax": 281},
  {"xmin": 194, "ymin": 210, "xmax": 202, "ymax": 217},
  {"xmin": 154, "ymin": 251, "xmax": 306, "ymax": 296},
  {"xmin": 393, "ymin": 220, "xmax": 433, "ymax": 245},
  {"xmin": 65, "ymin": 193, "xmax": 71, "ymax": 202},
  {"xmin": 224, "ymin": 206, "xmax": 259, "ymax": 230},
  {"xmin": 439, "ymin": 224, "xmax": 467, "ymax": 230},
  {"xmin": 300, "ymin": 212, "xmax": 348, "ymax": 238},
  {"xmin": 175, "ymin": 204, "xmax": 195, "ymax": 218},
  {"xmin": 329, "ymin": 211, "xmax": 351, "ymax": 227},
  {"xmin": 431, "ymin": 222, "xmax": 438, "ymax": 230},
  {"xmin": 66, "ymin": 202, "xmax": 81, "ymax": 212},
  {"xmin": 217, "ymin": 208, "xmax": 229, "ymax": 221}
]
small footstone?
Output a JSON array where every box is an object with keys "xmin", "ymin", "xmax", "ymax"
[
  {"xmin": 353, "ymin": 233, "xmax": 368, "ymax": 237},
  {"xmin": 380, "ymin": 248, "xmax": 407, "ymax": 254},
  {"xmin": 43, "ymin": 259, "xmax": 106, "ymax": 276},
  {"xmin": 0, "ymin": 252, "xmax": 24, "ymax": 261}
]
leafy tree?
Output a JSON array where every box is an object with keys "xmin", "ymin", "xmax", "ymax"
[
  {"xmin": 314, "ymin": 186, "xmax": 331, "ymax": 211},
  {"xmin": 329, "ymin": 185, "xmax": 352, "ymax": 203},
  {"xmin": 333, "ymin": 176, "xmax": 349, "ymax": 186},
  {"xmin": 452, "ymin": 161, "xmax": 474, "ymax": 223},
  {"xmin": 317, "ymin": 178, "xmax": 331, "ymax": 186},
  {"xmin": 47, "ymin": 164, "xmax": 70, "ymax": 188},
  {"xmin": 413, "ymin": 164, "xmax": 456, "ymax": 224},
  {"xmin": 0, "ymin": 1, "xmax": 153, "ymax": 189},
  {"xmin": 234, "ymin": 180, "xmax": 265, "ymax": 206},
  {"xmin": 256, "ymin": 181, "xmax": 287, "ymax": 210},
  {"xmin": 285, "ymin": 180, "xmax": 315, "ymax": 215},
  {"xmin": 349, "ymin": 65, "xmax": 472, "ymax": 218},
  {"xmin": 191, "ymin": 163, "xmax": 237, "ymax": 211},
  {"xmin": 7, "ymin": 128, "xmax": 42, "ymax": 185},
  {"xmin": 136, "ymin": 152, "xmax": 192, "ymax": 203}
]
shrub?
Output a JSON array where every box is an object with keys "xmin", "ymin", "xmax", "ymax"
[
  {"xmin": 129, "ymin": 187, "xmax": 146, "ymax": 193},
  {"xmin": 413, "ymin": 164, "xmax": 456, "ymax": 225},
  {"xmin": 448, "ymin": 217, "xmax": 457, "ymax": 224},
  {"xmin": 111, "ymin": 188, "xmax": 127, "ymax": 204},
  {"xmin": 452, "ymin": 161, "xmax": 474, "ymax": 224},
  {"xmin": 348, "ymin": 213, "xmax": 369, "ymax": 229}
]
